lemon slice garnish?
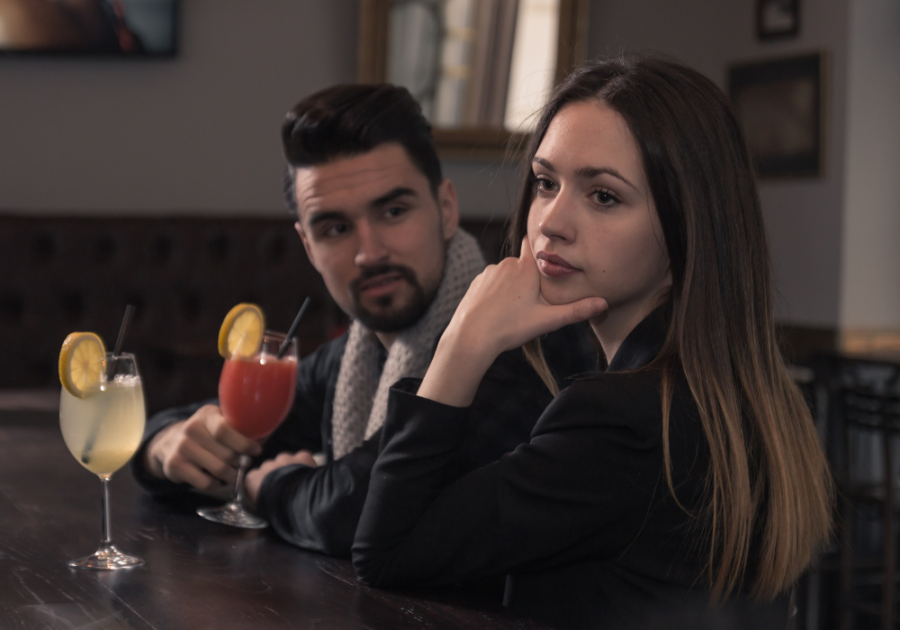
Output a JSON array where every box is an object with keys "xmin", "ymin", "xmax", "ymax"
[
  {"xmin": 59, "ymin": 332, "xmax": 106, "ymax": 398},
  {"xmin": 218, "ymin": 303, "xmax": 266, "ymax": 359}
]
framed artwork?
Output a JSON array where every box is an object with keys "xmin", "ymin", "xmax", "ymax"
[
  {"xmin": 729, "ymin": 52, "xmax": 826, "ymax": 179},
  {"xmin": 0, "ymin": 0, "xmax": 178, "ymax": 57},
  {"xmin": 757, "ymin": 0, "xmax": 800, "ymax": 40},
  {"xmin": 358, "ymin": 0, "xmax": 590, "ymax": 159}
]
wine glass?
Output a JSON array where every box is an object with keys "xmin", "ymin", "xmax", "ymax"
[
  {"xmin": 59, "ymin": 353, "xmax": 146, "ymax": 570},
  {"xmin": 197, "ymin": 331, "xmax": 298, "ymax": 528}
]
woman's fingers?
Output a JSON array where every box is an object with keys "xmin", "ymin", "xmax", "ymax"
[
  {"xmin": 454, "ymin": 237, "xmax": 607, "ymax": 352},
  {"xmin": 518, "ymin": 236, "xmax": 542, "ymax": 285},
  {"xmin": 519, "ymin": 236, "xmax": 532, "ymax": 262},
  {"xmin": 538, "ymin": 297, "xmax": 608, "ymax": 332}
]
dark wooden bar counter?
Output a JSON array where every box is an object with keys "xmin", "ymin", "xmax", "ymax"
[{"xmin": 0, "ymin": 409, "xmax": 549, "ymax": 629}]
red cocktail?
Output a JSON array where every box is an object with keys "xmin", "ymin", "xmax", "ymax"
[
  {"xmin": 197, "ymin": 330, "xmax": 298, "ymax": 529},
  {"xmin": 219, "ymin": 354, "xmax": 297, "ymax": 440}
]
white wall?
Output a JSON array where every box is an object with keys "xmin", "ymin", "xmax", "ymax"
[
  {"xmin": 587, "ymin": 0, "xmax": 851, "ymax": 329},
  {"xmin": 0, "ymin": 0, "xmax": 357, "ymax": 216},
  {"xmin": 839, "ymin": 0, "xmax": 900, "ymax": 330}
]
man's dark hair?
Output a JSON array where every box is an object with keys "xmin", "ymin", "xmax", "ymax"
[{"xmin": 281, "ymin": 84, "xmax": 442, "ymax": 219}]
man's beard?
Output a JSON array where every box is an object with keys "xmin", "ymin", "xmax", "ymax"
[{"xmin": 349, "ymin": 264, "xmax": 438, "ymax": 333}]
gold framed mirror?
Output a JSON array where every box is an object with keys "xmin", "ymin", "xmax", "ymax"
[{"xmin": 358, "ymin": 0, "xmax": 589, "ymax": 159}]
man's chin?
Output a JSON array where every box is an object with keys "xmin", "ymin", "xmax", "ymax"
[
  {"xmin": 352, "ymin": 295, "xmax": 431, "ymax": 333},
  {"xmin": 351, "ymin": 276, "xmax": 433, "ymax": 333},
  {"xmin": 353, "ymin": 307, "xmax": 424, "ymax": 333}
]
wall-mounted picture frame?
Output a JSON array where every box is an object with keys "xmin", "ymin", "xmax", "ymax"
[
  {"xmin": 0, "ymin": 0, "xmax": 178, "ymax": 57},
  {"xmin": 358, "ymin": 0, "xmax": 590, "ymax": 160},
  {"xmin": 729, "ymin": 52, "xmax": 826, "ymax": 179},
  {"xmin": 757, "ymin": 0, "xmax": 800, "ymax": 40}
]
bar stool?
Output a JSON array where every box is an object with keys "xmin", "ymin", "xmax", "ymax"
[{"xmin": 828, "ymin": 357, "xmax": 900, "ymax": 630}]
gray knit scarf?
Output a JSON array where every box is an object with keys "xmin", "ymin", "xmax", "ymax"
[{"xmin": 330, "ymin": 229, "xmax": 485, "ymax": 459}]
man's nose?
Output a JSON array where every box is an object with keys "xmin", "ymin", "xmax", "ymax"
[
  {"xmin": 354, "ymin": 220, "xmax": 389, "ymax": 267},
  {"xmin": 538, "ymin": 189, "xmax": 576, "ymax": 243}
]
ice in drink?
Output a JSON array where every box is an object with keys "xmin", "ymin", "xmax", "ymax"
[{"xmin": 60, "ymin": 375, "xmax": 146, "ymax": 476}]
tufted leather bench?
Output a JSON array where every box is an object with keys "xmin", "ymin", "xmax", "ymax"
[{"xmin": 0, "ymin": 215, "xmax": 506, "ymax": 414}]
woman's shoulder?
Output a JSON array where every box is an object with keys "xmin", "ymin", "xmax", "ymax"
[
  {"xmin": 536, "ymin": 368, "xmax": 698, "ymax": 439},
  {"xmin": 553, "ymin": 368, "xmax": 664, "ymax": 414}
]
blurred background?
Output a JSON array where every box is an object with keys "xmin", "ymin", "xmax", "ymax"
[{"xmin": 0, "ymin": 2, "xmax": 898, "ymax": 627}]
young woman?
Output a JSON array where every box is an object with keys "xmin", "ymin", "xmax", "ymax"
[{"xmin": 351, "ymin": 56, "xmax": 833, "ymax": 629}]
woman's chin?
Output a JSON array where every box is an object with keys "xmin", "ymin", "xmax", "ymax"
[{"xmin": 538, "ymin": 279, "xmax": 600, "ymax": 307}]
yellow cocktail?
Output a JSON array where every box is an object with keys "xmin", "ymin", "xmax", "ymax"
[
  {"xmin": 60, "ymin": 374, "xmax": 145, "ymax": 476},
  {"xmin": 59, "ymin": 331, "xmax": 146, "ymax": 570}
]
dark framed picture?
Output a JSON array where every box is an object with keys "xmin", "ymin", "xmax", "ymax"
[
  {"xmin": 0, "ymin": 0, "xmax": 178, "ymax": 57},
  {"xmin": 757, "ymin": 0, "xmax": 800, "ymax": 39},
  {"xmin": 729, "ymin": 52, "xmax": 825, "ymax": 179}
]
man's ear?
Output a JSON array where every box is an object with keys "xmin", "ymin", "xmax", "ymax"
[
  {"xmin": 437, "ymin": 178, "xmax": 459, "ymax": 240},
  {"xmin": 294, "ymin": 221, "xmax": 320, "ymax": 271}
]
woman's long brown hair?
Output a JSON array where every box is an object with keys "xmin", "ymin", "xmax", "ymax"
[{"xmin": 508, "ymin": 55, "xmax": 833, "ymax": 601}]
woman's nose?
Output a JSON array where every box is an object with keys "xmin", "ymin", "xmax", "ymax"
[{"xmin": 537, "ymin": 191, "xmax": 576, "ymax": 243}]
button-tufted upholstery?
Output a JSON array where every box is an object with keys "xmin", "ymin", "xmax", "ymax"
[{"xmin": 0, "ymin": 216, "xmax": 505, "ymax": 414}]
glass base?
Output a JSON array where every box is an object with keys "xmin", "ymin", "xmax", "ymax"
[
  {"xmin": 68, "ymin": 543, "xmax": 144, "ymax": 570},
  {"xmin": 197, "ymin": 501, "xmax": 268, "ymax": 529}
]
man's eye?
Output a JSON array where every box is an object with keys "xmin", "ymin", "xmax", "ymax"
[
  {"xmin": 322, "ymin": 223, "xmax": 349, "ymax": 237},
  {"xmin": 384, "ymin": 206, "xmax": 406, "ymax": 219}
]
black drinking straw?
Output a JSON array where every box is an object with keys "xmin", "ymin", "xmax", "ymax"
[
  {"xmin": 113, "ymin": 304, "xmax": 135, "ymax": 356},
  {"xmin": 81, "ymin": 304, "xmax": 135, "ymax": 464},
  {"xmin": 277, "ymin": 297, "xmax": 311, "ymax": 359}
]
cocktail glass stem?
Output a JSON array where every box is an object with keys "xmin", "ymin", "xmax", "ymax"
[
  {"xmin": 232, "ymin": 455, "xmax": 251, "ymax": 506},
  {"xmin": 196, "ymin": 455, "xmax": 268, "ymax": 529},
  {"xmin": 101, "ymin": 475, "xmax": 112, "ymax": 545},
  {"xmin": 68, "ymin": 474, "xmax": 144, "ymax": 570}
]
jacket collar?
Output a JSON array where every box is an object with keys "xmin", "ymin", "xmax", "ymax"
[{"xmin": 606, "ymin": 306, "xmax": 669, "ymax": 373}]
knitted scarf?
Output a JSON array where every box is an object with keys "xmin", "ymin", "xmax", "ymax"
[{"xmin": 330, "ymin": 228, "xmax": 485, "ymax": 459}]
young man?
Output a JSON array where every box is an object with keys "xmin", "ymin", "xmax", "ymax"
[{"xmin": 132, "ymin": 84, "xmax": 595, "ymax": 557}]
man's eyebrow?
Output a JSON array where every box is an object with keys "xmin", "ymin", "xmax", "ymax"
[
  {"xmin": 370, "ymin": 186, "xmax": 417, "ymax": 208},
  {"xmin": 305, "ymin": 187, "xmax": 418, "ymax": 227},
  {"xmin": 532, "ymin": 157, "xmax": 637, "ymax": 191},
  {"xmin": 306, "ymin": 210, "xmax": 347, "ymax": 228}
]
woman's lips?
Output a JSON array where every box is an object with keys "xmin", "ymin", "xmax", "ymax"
[{"xmin": 536, "ymin": 252, "xmax": 580, "ymax": 278}]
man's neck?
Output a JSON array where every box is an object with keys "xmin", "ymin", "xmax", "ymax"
[{"xmin": 374, "ymin": 331, "xmax": 398, "ymax": 351}]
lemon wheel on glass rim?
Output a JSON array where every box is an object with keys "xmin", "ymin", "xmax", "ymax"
[
  {"xmin": 59, "ymin": 332, "xmax": 106, "ymax": 398},
  {"xmin": 218, "ymin": 303, "xmax": 266, "ymax": 359}
]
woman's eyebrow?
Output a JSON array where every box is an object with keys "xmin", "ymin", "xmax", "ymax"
[
  {"xmin": 575, "ymin": 166, "xmax": 637, "ymax": 191},
  {"xmin": 533, "ymin": 157, "xmax": 637, "ymax": 191}
]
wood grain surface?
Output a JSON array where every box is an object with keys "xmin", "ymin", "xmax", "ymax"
[{"xmin": 0, "ymin": 410, "xmax": 550, "ymax": 630}]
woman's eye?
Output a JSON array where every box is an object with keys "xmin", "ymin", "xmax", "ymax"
[
  {"xmin": 535, "ymin": 178, "xmax": 557, "ymax": 193},
  {"xmin": 592, "ymin": 189, "xmax": 619, "ymax": 205}
]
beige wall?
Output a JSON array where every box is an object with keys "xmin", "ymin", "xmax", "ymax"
[
  {"xmin": 839, "ymin": 0, "xmax": 900, "ymax": 332},
  {"xmin": 588, "ymin": 0, "xmax": 851, "ymax": 329},
  {"xmin": 2, "ymin": 0, "xmax": 896, "ymax": 336},
  {"xmin": 0, "ymin": 0, "xmax": 521, "ymax": 222},
  {"xmin": 0, "ymin": 0, "xmax": 357, "ymax": 216}
]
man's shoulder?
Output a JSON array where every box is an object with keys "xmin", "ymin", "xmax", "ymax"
[{"xmin": 298, "ymin": 330, "xmax": 350, "ymax": 379}]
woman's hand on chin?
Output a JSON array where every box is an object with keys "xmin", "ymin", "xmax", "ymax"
[{"xmin": 418, "ymin": 238, "xmax": 607, "ymax": 408}]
